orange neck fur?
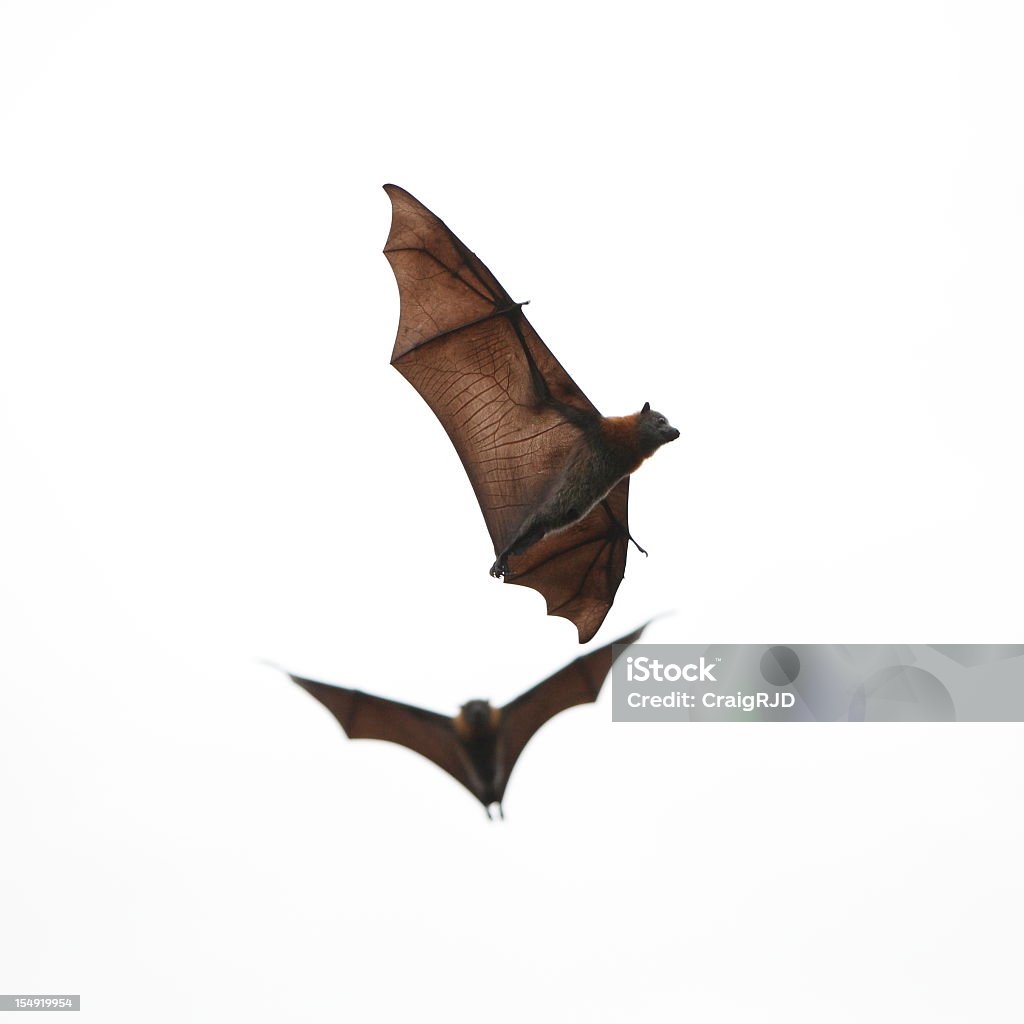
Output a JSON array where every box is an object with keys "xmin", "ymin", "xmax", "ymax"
[
  {"xmin": 453, "ymin": 705, "xmax": 500, "ymax": 741},
  {"xmin": 599, "ymin": 413, "xmax": 649, "ymax": 475}
]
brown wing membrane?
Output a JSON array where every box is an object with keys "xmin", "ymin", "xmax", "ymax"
[
  {"xmin": 505, "ymin": 479, "xmax": 632, "ymax": 644},
  {"xmin": 289, "ymin": 674, "xmax": 486, "ymax": 804},
  {"xmin": 493, "ymin": 622, "xmax": 649, "ymax": 801},
  {"xmin": 383, "ymin": 185, "xmax": 631, "ymax": 641}
]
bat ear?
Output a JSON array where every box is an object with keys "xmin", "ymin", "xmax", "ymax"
[{"xmin": 641, "ymin": 401, "xmax": 650, "ymax": 414}]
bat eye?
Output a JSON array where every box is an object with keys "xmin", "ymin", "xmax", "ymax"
[{"xmin": 658, "ymin": 416, "xmax": 667, "ymax": 426}]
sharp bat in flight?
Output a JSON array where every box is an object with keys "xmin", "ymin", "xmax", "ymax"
[
  {"xmin": 282, "ymin": 623, "xmax": 647, "ymax": 818},
  {"xmin": 383, "ymin": 186, "xmax": 679, "ymax": 643}
]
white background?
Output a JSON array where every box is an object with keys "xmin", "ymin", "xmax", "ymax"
[{"xmin": 2, "ymin": 2, "xmax": 1023, "ymax": 1020}]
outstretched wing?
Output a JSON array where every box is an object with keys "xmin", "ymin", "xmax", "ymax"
[
  {"xmin": 383, "ymin": 184, "xmax": 630, "ymax": 641},
  {"xmin": 493, "ymin": 621, "xmax": 649, "ymax": 800},
  {"xmin": 288, "ymin": 673, "xmax": 487, "ymax": 804}
]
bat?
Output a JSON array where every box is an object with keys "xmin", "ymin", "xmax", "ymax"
[
  {"xmin": 281, "ymin": 623, "xmax": 648, "ymax": 818},
  {"xmin": 383, "ymin": 185, "xmax": 678, "ymax": 643}
]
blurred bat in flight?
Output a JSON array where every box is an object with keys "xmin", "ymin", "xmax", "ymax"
[{"xmin": 277, "ymin": 623, "xmax": 647, "ymax": 818}]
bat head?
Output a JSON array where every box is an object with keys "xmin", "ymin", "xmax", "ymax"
[
  {"xmin": 455, "ymin": 699, "xmax": 499, "ymax": 739},
  {"xmin": 637, "ymin": 402, "xmax": 680, "ymax": 453}
]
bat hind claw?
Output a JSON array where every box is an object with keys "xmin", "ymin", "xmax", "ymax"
[
  {"xmin": 628, "ymin": 532, "xmax": 648, "ymax": 557},
  {"xmin": 490, "ymin": 555, "xmax": 509, "ymax": 578}
]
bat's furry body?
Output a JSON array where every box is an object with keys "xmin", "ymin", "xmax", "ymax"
[{"xmin": 490, "ymin": 405, "xmax": 679, "ymax": 577}]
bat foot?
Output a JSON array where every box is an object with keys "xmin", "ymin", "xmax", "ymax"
[
  {"xmin": 628, "ymin": 533, "xmax": 648, "ymax": 557},
  {"xmin": 489, "ymin": 555, "xmax": 509, "ymax": 578}
]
